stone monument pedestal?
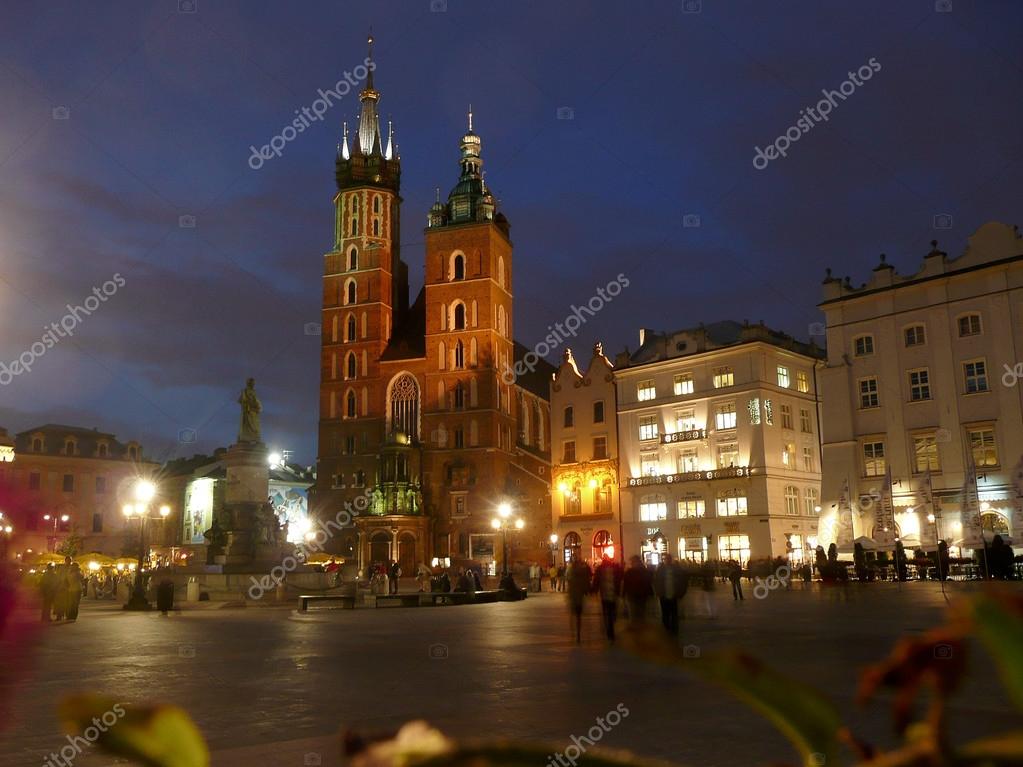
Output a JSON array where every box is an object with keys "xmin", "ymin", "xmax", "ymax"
[{"xmin": 213, "ymin": 442, "xmax": 270, "ymax": 569}]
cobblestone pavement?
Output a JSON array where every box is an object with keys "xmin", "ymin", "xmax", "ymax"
[{"xmin": 3, "ymin": 582, "xmax": 1016, "ymax": 767}]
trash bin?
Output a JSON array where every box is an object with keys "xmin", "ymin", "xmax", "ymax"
[{"xmin": 186, "ymin": 577, "xmax": 199, "ymax": 602}]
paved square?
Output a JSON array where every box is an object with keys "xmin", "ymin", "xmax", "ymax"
[{"xmin": 3, "ymin": 583, "xmax": 1015, "ymax": 767}]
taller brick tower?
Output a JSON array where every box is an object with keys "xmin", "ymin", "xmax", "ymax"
[{"xmin": 315, "ymin": 34, "xmax": 408, "ymax": 550}]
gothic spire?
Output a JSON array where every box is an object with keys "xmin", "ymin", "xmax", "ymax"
[
  {"xmin": 357, "ymin": 31, "xmax": 382, "ymax": 155},
  {"xmin": 340, "ymin": 120, "xmax": 350, "ymax": 160}
]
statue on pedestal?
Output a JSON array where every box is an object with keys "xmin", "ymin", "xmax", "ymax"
[{"xmin": 237, "ymin": 377, "xmax": 262, "ymax": 443}]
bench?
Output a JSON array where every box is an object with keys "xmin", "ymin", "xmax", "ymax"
[
  {"xmin": 298, "ymin": 594, "xmax": 356, "ymax": 611},
  {"xmin": 373, "ymin": 593, "xmax": 422, "ymax": 608},
  {"xmin": 423, "ymin": 590, "xmax": 511, "ymax": 605}
]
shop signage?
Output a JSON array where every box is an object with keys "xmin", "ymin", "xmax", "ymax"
[
  {"xmin": 661, "ymin": 429, "xmax": 706, "ymax": 445},
  {"xmin": 627, "ymin": 466, "xmax": 751, "ymax": 487}
]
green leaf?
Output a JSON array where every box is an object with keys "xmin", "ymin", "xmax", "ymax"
[
  {"xmin": 971, "ymin": 595, "xmax": 1023, "ymax": 713},
  {"xmin": 957, "ymin": 731, "xmax": 1023, "ymax": 762},
  {"xmin": 688, "ymin": 651, "xmax": 841, "ymax": 767},
  {"xmin": 58, "ymin": 694, "xmax": 209, "ymax": 767}
]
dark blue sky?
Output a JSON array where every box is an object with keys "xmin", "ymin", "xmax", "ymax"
[{"xmin": 1, "ymin": 0, "xmax": 1021, "ymax": 466}]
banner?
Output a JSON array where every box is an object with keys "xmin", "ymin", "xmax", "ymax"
[
  {"xmin": 961, "ymin": 460, "xmax": 985, "ymax": 549},
  {"xmin": 837, "ymin": 478, "xmax": 854, "ymax": 547},
  {"xmin": 874, "ymin": 467, "xmax": 896, "ymax": 548}
]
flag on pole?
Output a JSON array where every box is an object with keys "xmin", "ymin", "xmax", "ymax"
[{"xmin": 961, "ymin": 458, "xmax": 984, "ymax": 549}]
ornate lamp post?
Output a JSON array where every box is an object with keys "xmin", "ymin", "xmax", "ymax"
[
  {"xmin": 491, "ymin": 502, "xmax": 524, "ymax": 576},
  {"xmin": 122, "ymin": 479, "xmax": 170, "ymax": 611},
  {"xmin": 43, "ymin": 513, "xmax": 70, "ymax": 552}
]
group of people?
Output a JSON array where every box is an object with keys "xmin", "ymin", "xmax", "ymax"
[
  {"xmin": 527, "ymin": 562, "xmax": 566, "ymax": 592},
  {"xmin": 38, "ymin": 557, "xmax": 84, "ymax": 622},
  {"xmin": 563, "ymin": 553, "xmax": 715, "ymax": 644}
]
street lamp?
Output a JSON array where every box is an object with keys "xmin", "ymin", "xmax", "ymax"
[
  {"xmin": 491, "ymin": 502, "xmax": 524, "ymax": 576},
  {"xmin": 122, "ymin": 479, "xmax": 170, "ymax": 611},
  {"xmin": 0, "ymin": 519, "xmax": 12, "ymax": 560},
  {"xmin": 42, "ymin": 513, "xmax": 71, "ymax": 552}
]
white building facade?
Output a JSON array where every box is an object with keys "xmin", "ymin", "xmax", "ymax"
[
  {"xmin": 615, "ymin": 322, "xmax": 824, "ymax": 566},
  {"xmin": 818, "ymin": 222, "xmax": 1023, "ymax": 556}
]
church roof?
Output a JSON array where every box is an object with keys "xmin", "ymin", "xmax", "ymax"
[
  {"xmin": 381, "ymin": 288, "xmax": 426, "ymax": 361},
  {"xmin": 513, "ymin": 341, "xmax": 555, "ymax": 401}
]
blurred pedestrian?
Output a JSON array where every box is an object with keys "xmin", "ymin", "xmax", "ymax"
[
  {"xmin": 566, "ymin": 558, "xmax": 592, "ymax": 644},
  {"xmin": 593, "ymin": 555, "xmax": 623, "ymax": 642},
  {"xmin": 39, "ymin": 564, "xmax": 57, "ymax": 622},
  {"xmin": 654, "ymin": 554, "xmax": 687, "ymax": 635},
  {"xmin": 728, "ymin": 560, "xmax": 744, "ymax": 601},
  {"xmin": 623, "ymin": 555, "xmax": 653, "ymax": 627},
  {"xmin": 66, "ymin": 562, "xmax": 84, "ymax": 621}
]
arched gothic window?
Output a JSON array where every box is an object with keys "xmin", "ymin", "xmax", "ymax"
[
  {"xmin": 345, "ymin": 280, "xmax": 357, "ymax": 305},
  {"xmin": 454, "ymin": 341, "xmax": 465, "ymax": 369},
  {"xmin": 452, "ymin": 253, "xmax": 465, "ymax": 280},
  {"xmin": 348, "ymin": 247, "xmax": 358, "ymax": 271},
  {"xmin": 453, "ymin": 303, "xmax": 466, "ymax": 330},
  {"xmin": 388, "ymin": 374, "xmax": 421, "ymax": 440},
  {"xmin": 346, "ymin": 353, "xmax": 357, "ymax": 380},
  {"xmin": 346, "ymin": 315, "xmax": 357, "ymax": 342},
  {"xmin": 346, "ymin": 390, "xmax": 357, "ymax": 418}
]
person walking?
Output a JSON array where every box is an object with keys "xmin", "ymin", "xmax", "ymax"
[
  {"xmin": 728, "ymin": 560, "xmax": 744, "ymax": 601},
  {"xmin": 548, "ymin": 563, "xmax": 558, "ymax": 591},
  {"xmin": 654, "ymin": 554, "xmax": 686, "ymax": 635},
  {"xmin": 66, "ymin": 562, "xmax": 84, "ymax": 621},
  {"xmin": 557, "ymin": 564, "xmax": 567, "ymax": 592},
  {"xmin": 593, "ymin": 555, "xmax": 623, "ymax": 642},
  {"xmin": 566, "ymin": 559, "xmax": 592, "ymax": 644},
  {"xmin": 623, "ymin": 555, "xmax": 653, "ymax": 627},
  {"xmin": 39, "ymin": 564, "xmax": 57, "ymax": 622},
  {"xmin": 388, "ymin": 560, "xmax": 401, "ymax": 594},
  {"xmin": 700, "ymin": 561, "xmax": 717, "ymax": 618}
]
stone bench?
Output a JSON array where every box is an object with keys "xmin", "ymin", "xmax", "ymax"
[{"xmin": 298, "ymin": 594, "xmax": 356, "ymax": 611}]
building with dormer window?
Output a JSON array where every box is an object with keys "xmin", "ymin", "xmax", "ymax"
[
  {"xmin": 0, "ymin": 423, "xmax": 157, "ymax": 558},
  {"xmin": 818, "ymin": 222, "xmax": 1023, "ymax": 558}
]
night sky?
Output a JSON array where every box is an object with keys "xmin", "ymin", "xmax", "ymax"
[{"xmin": 1, "ymin": 0, "xmax": 1021, "ymax": 466}]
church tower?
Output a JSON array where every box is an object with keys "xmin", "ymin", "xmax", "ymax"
[
  {"xmin": 316, "ymin": 35, "xmax": 408, "ymax": 534},
  {"xmin": 421, "ymin": 110, "xmax": 517, "ymax": 558}
]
